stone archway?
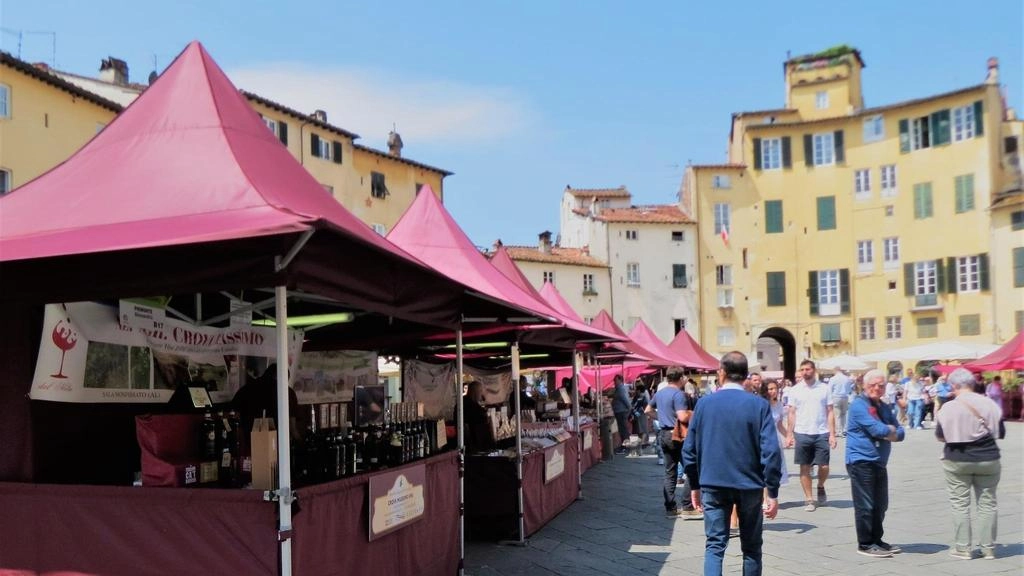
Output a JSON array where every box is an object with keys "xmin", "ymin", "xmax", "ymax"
[{"xmin": 757, "ymin": 327, "xmax": 797, "ymax": 382}]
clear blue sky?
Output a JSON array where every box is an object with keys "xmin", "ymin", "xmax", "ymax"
[{"xmin": 3, "ymin": 1, "xmax": 1021, "ymax": 247}]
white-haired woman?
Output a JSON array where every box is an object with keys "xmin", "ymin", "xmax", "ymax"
[{"xmin": 935, "ymin": 368, "xmax": 1003, "ymax": 560}]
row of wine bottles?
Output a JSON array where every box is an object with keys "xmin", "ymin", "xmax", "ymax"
[{"xmin": 200, "ymin": 410, "xmax": 243, "ymax": 488}]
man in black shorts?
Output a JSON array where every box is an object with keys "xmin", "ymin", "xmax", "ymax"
[{"xmin": 785, "ymin": 360, "xmax": 836, "ymax": 511}]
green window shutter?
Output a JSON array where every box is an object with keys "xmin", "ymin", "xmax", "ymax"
[
  {"xmin": 924, "ymin": 184, "xmax": 933, "ymax": 217},
  {"xmin": 278, "ymin": 121, "xmax": 288, "ymax": 145},
  {"xmin": 1014, "ymin": 248, "xmax": 1024, "ymax": 287},
  {"xmin": 936, "ymin": 258, "xmax": 946, "ymax": 294},
  {"xmin": 332, "ymin": 141, "xmax": 343, "ymax": 164},
  {"xmin": 808, "ymin": 271, "xmax": 819, "ymax": 316},
  {"xmin": 803, "ymin": 134, "xmax": 814, "ymax": 166},
  {"xmin": 954, "ymin": 176, "xmax": 965, "ymax": 213},
  {"xmin": 904, "ymin": 263, "xmax": 915, "ymax": 297},
  {"xmin": 310, "ymin": 133, "xmax": 321, "ymax": 158},
  {"xmin": 839, "ymin": 268, "xmax": 850, "ymax": 314},
  {"xmin": 973, "ymin": 100, "xmax": 984, "ymax": 136},
  {"xmin": 833, "ymin": 130, "xmax": 845, "ymax": 163},
  {"xmin": 781, "ymin": 136, "xmax": 792, "ymax": 168},
  {"xmin": 753, "ymin": 138, "xmax": 762, "ymax": 170},
  {"xmin": 767, "ymin": 271, "xmax": 786, "ymax": 306},
  {"xmin": 931, "ymin": 109, "xmax": 951, "ymax": 146},
  {"xmin": 913, "ymin": 184, "xmax": 923, "ymax": 218},
  {"xmin": 898, "ymin": 119, "xmax": 910, "ymax": 153},
  {"xmin": 765, "ymin": 200, "xmax": 783, "ymax": 233},
  {"xmin": 946, "ymin": 256, "xmax": 958, "ymax": 293},
  {"xmin": 979, "ymin": 253, "xmax": 990, "ymax": 291},
  {"xmin": 817, "ymin": 196, "xmax": 836, "ymax": 230},
  {"xmin": 963, "ymin": 174, "xmax": 974, "ymax": 211}
]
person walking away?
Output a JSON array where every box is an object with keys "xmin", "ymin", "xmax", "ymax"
[
  {"xmin": 935, "ymin": 368, "xmax": 1003, "ymax": 560},
  {"xmin": 985, "ymin": 376, "xmax": 1004, "ymax": 414},
  {"xmin": 646, "ymin": 367, "xmax": 700, "ymax": 519},
  {"xmin": 846, "ymin": 369, "xmax": 905, "ymax": 558},
  {"xmin": 607, "ymin": 374, "xmax": 632, "ymax": 454},
  {"xmin": 785, "ymin": 360, "xmax": 836, "ymax": 511},
  {"xmin": 905, "ymin": 373, "xmax": 925, "ymax": 430},
  {"xmin": 934, "ymin": 375, "xmax": 953, "ymax": 412},
  {"xmin": 631, "ymin": 382, "xmax": 651, "ymax": 448},
  {"xmin": 683, "ymin": 351, "xmax": 781, "ymax": 576},
  {"xmin": 829, "ymin": 368, "xmax": 853, "ymax": 437}
]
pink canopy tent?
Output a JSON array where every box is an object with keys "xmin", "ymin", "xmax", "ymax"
[
  {"xmin": 967, "ymin": 331, "xmax": 1024, "ymax": 371},
  {"xmin": 628, "ymin": 319, "xmax": 693, "ymax": 367},
  {"xmin": 667, "ymin": 329, "xmax": 720, "ymax": 371},
  {"xmin": 591, "ymin": 309, "xmax": 677, "ymax": 366},
  {"xmin": 550, "ymin": 363, "xmax": 657, "ymax": 393},
  {"xmin": 490, "ymin": 246, "xmax": 545, "ymax": 301},
  {"xmin": 538, "ymin": 281, "xmax": 584, "ymax": 323}
]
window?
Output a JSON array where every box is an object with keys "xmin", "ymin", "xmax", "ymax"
[
  {"xmin": 766, "ymin": 271, "xmax": 786, "ymax": 306},
  {"xmin": 626, "ymin": 263, "xmax": 640, "ymax": 287},
  {"xmin": 883, "ymin": 237, "xmax": 900, "ymax": 269},
  {"xmin": 914, "ymin": 261, "xmax": 938, "ymax": 307},
  {"xmin": 322, "ymin": 183, "xmax": 334, "ymax": 194},
  {"xmin": 310, "ymin": 134, "xmax": 341, "ymax": 163},
  {"xmin": 0, "ymin": 83, "xmax": 9, "ymax": 118},
  {"xmin": 812, "ymin": 132, "xmax": 835, "ymax": 166},
  {"xmin": 415, "ymin": 182, "xmax": 424, "ymax": 195},
  {"xmin": 1011, "ymin": 210, "xmax": 1024, "ymax": 231},
  {"xmin": 880, "ymin": 165, "xmax": 897, "ymax": 197},
  {"xmin": 815, "ymin": 91, "xmax": 829, "ymax": 110},
  {"xmin": 370, "ymin": 172, "xmax": 389, "ymax": 199},
  {"xmin": 0, "ymin": 168, "xmax": 10, "ymax": 195},
  {"xmin": 673, "ymin": 318, "xmax": 687, "ymax": 334},
  {"xmin": 712, "ymin": 174, "xmax": 731, "ymax": 188},
  {"xmin": 761, "ymin": 138, "xmax": 782, "ymax": 170},
  {"xmin": 957, "ymin": 255, "xmax": 980, "ymax": 292},
  {"xmin": 816, "ymin": 196, "xmax": 836, "ymax": 230},
  {"xmin": 952, "ymin": 104, "xmax": 976, "ymax": 141},
  {"xmin": 1015, "ymin": 247, "xmax": 1024, "ymax": 287},
  {"xmin": 1016, "ymin": 310, "xmax": 1024, "ymax": 333},
  {"xmin": 716, "ymin": 264, "xmax": 732, "ymax": 286},
  {"xmin": 917, "ymin": 317, "xmax": 939, "ymax": 339},
  {"xmin": 765, "ymin": 200, "xmax": 783, "ymax": 234},
  {"xmin": 854, "ymin": 169, "xmax": 871, "ymax": 199},
  {"xmin": 863, "ymin": 115, "xmax": 884, "ymax": 142},
  {"xmin": 885, "ymin": 205, "xmax": 894, "ymax": 217},
  {"xmin": 857, "ymin": 240, "xmax": 873, "ymax": 271},
  {"xmin": 959, "ymin": 314, "xmax": 981, "ymax": 336},
  {"xmin": 584, "ymin": 317, "xmax": 594, "ymax": 325},
  {"xmin": 583, "ymin": 273, "xmax": 595, "ymax": 294},
  {"xmin": 625, "ymin": 229, "xmax": 638, "ymax": 240},
  {"xmin": 671, "ymin": 230, "xmax": 685, "ymax": 242},
  {"xmin": 263, "ymin": 116, "xmax": 277, "ymax": 135},
  {"xmin": 954, "ymin": 174, "xmax": 975, "ymax": 213},
  {"xmin": 95, "ymin": 122, "xmax": 106, "ymax": 134},
  {"xmin": 818, "ymin": 269, "xmax": 840, "ymax": 316},
  {"xmin": 717, "ymin": 327, "xmax": 736, "ymax": 347},
  {"xmin": 910, "ymin": 116, "xmax": 930, "ymax": 150},
  {"xmin": 672, "ymin": 264, "xmax": 688, "ymax": 288},
  {"xmin": 1006, "ymin": 136, "xmax": 1019, "ymax": 154},
  {"xmin": 713, "ymin": 203, "xmax": 730, "ymax": 235},
  {"xmin": 370, "ymin": 223, "xmax": 387, "ymax": 236},
  {"xmin": 885, "ymin": 316, "xmax": 902, "ymax": 339},
  {"xmin": 543, "ymin": 271, "xmax": 555, "ymax": 284},
  {"xmin": 913, "ymin": 183, "xmax": 933, "ymax": 219},
  {"xmin": 820, "ymin": 323, "xmax": 841, "ymax": 342},
  {"xmin": 860, "ymin": 318, "xmax": 876, "ymax": 341},
  {"xmin": 717, "ymin": 288, "xmax": 734, "ymax": 308}
]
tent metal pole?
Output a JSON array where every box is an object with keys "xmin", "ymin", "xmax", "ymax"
[
  {"xmin": 456, "ymin": 329, "xmax": 465, "ymax": 576},
  {"xmin": 511, "ymin": 342, "xmax": 525, "ymax": 545},
  {"xmin": 573, "ymin": 350, "xmax": 582, "ymax": 501},
  {"xmin": 274, "ymin": 285, "xmax": 294, "ymax": 576}
]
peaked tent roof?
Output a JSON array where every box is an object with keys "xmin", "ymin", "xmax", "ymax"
[
  {"xmin": 538, "ymin": 281, "xmax": 584, "ymax": 324},
  {"xmin": 967, "ymin": 331, "xmax": 1024, "ymax": 371},
  {"xmin": 628, "ymin": 319, "xmax": 692, "ymax": 367},
  {"xmin": 0, "ymin": 42, "xmax": 518, "ymax": 328},
  {"xmin": 591, "ymin": 310, "xmax": 676, "ymax": 366},
  {"xmin": 386, "ymin": 188, "xmax": 620, "ymax": 347},
  {"xmin": 489, "ymin": 246, "xmax": 545, "ymax": 301},
  {"xmin": 667, "ymin": 329, "xmax": 720, "ymax": 371}
]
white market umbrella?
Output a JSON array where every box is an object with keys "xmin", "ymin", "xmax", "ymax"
[
  {"xmin": 860, "ymin": 340, "xmax": 999, "ymax": 363},
  {"xmin": 816, "ymin": 354, "xmax": 875, "ymax": 371}
]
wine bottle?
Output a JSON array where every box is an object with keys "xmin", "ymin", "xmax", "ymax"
[{"xmin": 201, "ymin": 411, "xmax": 218, "ymax": 461}]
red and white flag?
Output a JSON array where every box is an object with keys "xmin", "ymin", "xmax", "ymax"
[{"xmin": 720, "ymin": 227, "xmax": 730, "ymax": 246}]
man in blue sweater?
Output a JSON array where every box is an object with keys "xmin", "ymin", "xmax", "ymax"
[
  {"xmin": 682, "ymin": 351, "xmax": 782, "ymax": 576},
  {"xmin": 846, "ymin": 369, "xmax": 905, "ymax": 558}
]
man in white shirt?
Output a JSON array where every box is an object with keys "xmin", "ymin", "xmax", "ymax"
[
  {"xmin": 829, "ymin": 368, "xmax": 853, "ymax": 437},
  {"xmin": 786, "ymin": 360, "xmax": 836, "ymax": 512}
]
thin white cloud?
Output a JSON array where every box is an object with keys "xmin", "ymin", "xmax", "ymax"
[{"xmin": 229, "ymin": 63, "xmax": 535, "ymax": 145}]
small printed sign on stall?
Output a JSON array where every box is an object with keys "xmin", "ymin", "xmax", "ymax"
[
  {"xmin": 544, "ymin": 444, "xmax": 565, "ymax": 484},
  {"xmin": 368, "ymin": 464, "xmax": 426, "ymax": 541},
  {"xmin": 583, "ymin": 429, "xmax": 593, "ymax": 450}
]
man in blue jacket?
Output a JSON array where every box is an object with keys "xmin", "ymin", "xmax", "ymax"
[
  {"xmin": 682, "ymin": 351, "xmax": 782, "ymax": 576},
  {"xmin": 846, "ymin": 369, "xmax": 905, "ymax": 558}
]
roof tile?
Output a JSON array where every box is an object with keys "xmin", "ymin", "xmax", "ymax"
[
  {"xmin": 501, "ymin": 246, "xmax": 608, "ymax": 268},
  {"xmin": 565, "ymin": 185, "xmax": 631, "ymax": 198}
]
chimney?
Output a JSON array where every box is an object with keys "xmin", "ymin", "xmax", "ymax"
[
  {"xmin": 99, "ymin": 57, "xmax": 129, "ymax": 86},
  {"xmin": 492, "ymin": 239, "xmax": 503, "ymax": 252},
  {"xmin": 538, "ymin": 231, "xmax": 552, "ymax": 254},
  {"xmin": 986, "ymin": 57, "xmax": 999, "ymax": 85},
  {"xmin": 387, "ymin": 129, "xmax": 404, "ymax": 157},
  {"xmin": 312, "ymin": 109, "xmax": 328, "ymax": 123},
  {"xmin": 33, "ymin": 62, "xmax": 49, "ymax": 71}
]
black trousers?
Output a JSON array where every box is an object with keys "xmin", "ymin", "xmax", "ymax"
[
  {"xmin": 848, "ymin": 461, "xmax": 889, "ymax": 547},
  {"xmin": 659, "ymin": 429, "xmax": 682, "ymax": 511}
]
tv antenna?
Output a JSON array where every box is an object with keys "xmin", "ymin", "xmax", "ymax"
[{"xmin": 0, "ymin": 28, "xmax": 56, "ymax": 67}]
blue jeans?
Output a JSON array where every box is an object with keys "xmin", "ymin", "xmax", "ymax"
[
  {"xmin": 701, "ymin": 487, "xmax": 764, "ymax": 576},
  {"xmin": 908, "ymin": 399, "xmax": 924, "ymax": 428},
  {"xmin": 847, "ymin": 460, "xmax": 889, "ymax": 548}
]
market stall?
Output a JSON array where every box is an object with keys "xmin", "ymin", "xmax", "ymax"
[{"xmin": 0, "ymin": 41, "xmax": 552, "ymax": 576}]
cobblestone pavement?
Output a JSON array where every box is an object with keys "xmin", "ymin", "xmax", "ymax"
[{"xmin": 466, "ymin": 421, "xmax": 1023, "ymax": 575}]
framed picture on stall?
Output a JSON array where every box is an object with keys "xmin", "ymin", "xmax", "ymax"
[{"xmin": 355, "ymin": 385, "xmax": 387, "ymax": 427}]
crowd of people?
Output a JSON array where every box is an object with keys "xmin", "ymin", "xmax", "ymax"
[{"xmin": 626, "ymin": 353, "xmax": 1008, "ymax": 575}]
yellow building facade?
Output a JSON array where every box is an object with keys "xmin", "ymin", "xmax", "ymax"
[
  {"xmin": 684, "ymin": 47, "xmax": 1022, "ymax": 376},
  {"xmin": 1, "ymin": 53, "xmax": 448, "ymax": 235}
]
